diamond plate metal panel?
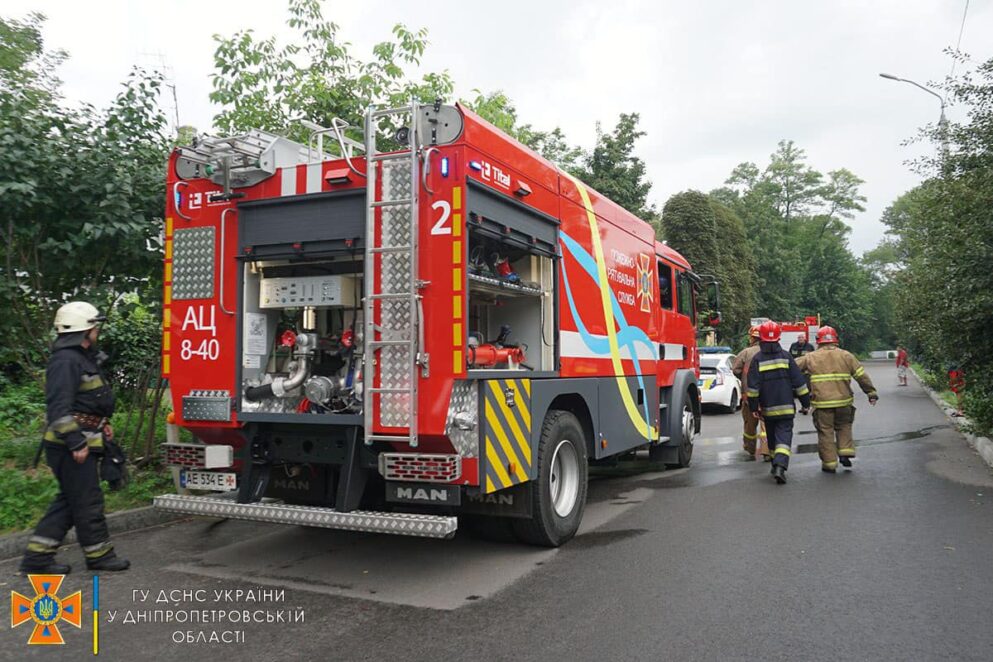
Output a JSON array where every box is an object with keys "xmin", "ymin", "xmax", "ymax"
[
  {"xmin": 153, "ymin": 494, "xmax": 458, "ymax": 538},
  {"xmin": 445, "ymin": 381, "xmax": 479, "ymax": 458},
  {"xmin": 182, "ymin": 389, "xmax": 232, "ymax": 421},
  {"xmin": 377, "ymin": 160, "xmax": 415, "ymax": 428},
  {"xmin": 383, "ymin": 159, "xmax": 412, "ymax": 201},
  {"xmin": 172, "ymin": 227, "xmax": 216, "ymax": 299}
]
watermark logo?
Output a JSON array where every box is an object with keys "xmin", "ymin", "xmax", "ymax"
[{"xmin": 10, "ymin": 574, "xmax": 82, "ymax": 645}]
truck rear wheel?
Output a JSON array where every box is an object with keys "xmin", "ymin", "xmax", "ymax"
[
  {"xmin": 512, "ymin": 410, "xmax": 588, "ymax": 547},
  {"xmin": 668, "ymin": 387, "xmax": 696, "ymax": 468}
]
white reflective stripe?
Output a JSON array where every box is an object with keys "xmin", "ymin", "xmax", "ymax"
[
  {"xmin": 306, "ymin": 163, "xmax": 322, "ymax": 193},
  {"xmin": 29, "ymin": 535, "xmax": 61, "ymax": 547},
  {"xmin": 560, "ymin": 331, "xmax": 659, "ymax": 362},
  {"xmin": 82, "ymin": 541, "xmax": 111, "ymax": 553},
  {"xmin": 280, "ymin": 165, "xmax": 297, "ymax": 196}
]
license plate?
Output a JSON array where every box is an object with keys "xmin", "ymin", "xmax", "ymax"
[{"xmin": 181, "ymin": 470, "xmax": 237, "ymax": 491}]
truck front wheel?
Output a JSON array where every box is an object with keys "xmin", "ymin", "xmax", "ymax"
[{"xmin": 512, "ymin": 410, "xmax": 588, "ymax": 547}]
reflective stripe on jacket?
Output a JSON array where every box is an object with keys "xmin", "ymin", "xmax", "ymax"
[
  {"xmin": 796, "ymin": 344, "xmax": 876, "ymax": 409},
  {"xmin": 747, "ymin": 343, "xmax": 811, "ymax": 417}
]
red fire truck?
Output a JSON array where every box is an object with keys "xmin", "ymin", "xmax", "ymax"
[
  {"xmin": 750, "ymin": 316, "xmax": 821, "ymax": 351},
  {"xmin": 154, "ymin": 101, "xmax": 717, "ymax": 546}
]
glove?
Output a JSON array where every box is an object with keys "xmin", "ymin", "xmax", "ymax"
[
  {"xmin": 801, "ymin": 407, "xmax": 810, "ymax": 415},
  {"xmin": 868, "ymin": 394, "xmax": 879, "ymax": 406}
]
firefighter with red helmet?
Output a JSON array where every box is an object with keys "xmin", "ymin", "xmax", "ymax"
[
  {"xmin": 732, "ymin": 325, "xmax": 769, "ymax": 460},
  {"xmin": 747, "ymin": 321, "xmax": 811, "ymax": 484},
  {"xmin": 796, "ymin": 325, "xmax": 878, "ymax": 473}
]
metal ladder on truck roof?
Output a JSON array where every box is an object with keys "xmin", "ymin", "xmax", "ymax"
[{"xmin": 362, "ymin": 102, "xmax": 426, "ymax": 448}]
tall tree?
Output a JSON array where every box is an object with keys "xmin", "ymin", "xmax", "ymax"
[
  {"xmin": 708, "ymin": 200, "xmax": 756, "ymax": 341},
  {"xmin": 660, "ymin": 190, "xmax": 720, "ymax": 282},
  {"xmin": 576, "ymin": 113, "xmax": 657, "ymax": 223},
  {"xmin": 882, "ymin": 56, "xmax": 993, "ymax": 431},
  {"xmin": 0, "ymin": 12, "xmax": 168, "ymax": 371},
  {"xmin": 763, "ymin": 140, "xmax": 824, "ymax": 222}
]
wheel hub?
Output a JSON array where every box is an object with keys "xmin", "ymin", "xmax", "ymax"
[{"xmin": 549, "ymin": 439, "xmax": 580, "ymax": 518}]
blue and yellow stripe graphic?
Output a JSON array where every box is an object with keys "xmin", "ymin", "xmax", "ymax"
[{"xmin": 92, "ymin": 575, "xmax": 99, "ymax": 655}]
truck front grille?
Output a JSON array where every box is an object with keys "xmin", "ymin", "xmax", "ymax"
[
  {"xmin": 164, "ymin": 443, "xmax": 206, "ymax": 469},
  {"xmin": 378, "ymin": 453, "xmax": 462, "ymax": 483}
]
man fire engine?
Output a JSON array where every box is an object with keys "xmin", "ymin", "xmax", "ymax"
[{"xmin": 154, "ymin": 101, "xmax": 717, "ymax": 546}]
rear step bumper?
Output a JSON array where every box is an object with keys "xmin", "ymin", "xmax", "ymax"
[{"xmin": 153, "ymin": 494, "xmax": 458, "ymax": 539}]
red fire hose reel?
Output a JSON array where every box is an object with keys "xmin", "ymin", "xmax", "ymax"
[{"xmin": 468, "ymin": 343, "xmax": 526, "ymax": 368}]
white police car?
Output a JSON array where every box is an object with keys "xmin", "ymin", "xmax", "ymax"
[{"xmin": 698, "ymin": 351, "xmax": 742, "ymax": 412}]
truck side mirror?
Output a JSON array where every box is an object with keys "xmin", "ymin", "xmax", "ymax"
[{"xmin": 698, "ymin": 281, "xmax": 721, "ymax": 326}]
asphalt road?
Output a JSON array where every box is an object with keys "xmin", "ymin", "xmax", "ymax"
[{"xmin": 4, "ymin": 361, "xmax": 992, "ymax": 661}]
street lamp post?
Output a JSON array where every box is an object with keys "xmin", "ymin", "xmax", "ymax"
[{"xmin": 879, "ymin": 72, "xmax": 949, "ymax": 160}]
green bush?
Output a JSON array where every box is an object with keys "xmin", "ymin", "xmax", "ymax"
[
  {"xmin": 0, "ymin": 466, "xmax": 58, "ymax": 532},
  {"xmin": 0, "ymin": 376, "xmax": 45, "ymax": 433},
  {"xmin": 0, "ymin": 465, "xmax": 174, "ymax": 535}
]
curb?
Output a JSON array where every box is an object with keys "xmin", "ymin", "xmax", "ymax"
[
  {"xmin": 0, "ymin": 505, "xmax": 186, "ymax": 562},
  {"xmin": 910, "ymin": 367, "xmax": 993, "ymax": 471}
]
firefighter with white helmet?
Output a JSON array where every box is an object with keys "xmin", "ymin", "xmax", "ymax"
[
  {"xmin": 796, "ymin": 325, "xmax": 878, "ymax": 473},
  {"xmin": 19, "ymin": 302, "xmax": 130, "ymax": 574},
  {"xmin": 732, "ymin": 325, "xmax": 769, "ymax": 460},
  {"xmin": 746, "ymin": 321, "xmax": 811, "ymax": 484}
]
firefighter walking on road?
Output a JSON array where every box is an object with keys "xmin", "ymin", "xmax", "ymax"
[
  {"xmin": 747, "ymin": 321, "xmax": 811, "ymax": 484},
  {"xmin": 732, "ymin": 326, "xmax": 769, "ymax": 460},
  {"xmin": 19, "ymin": 302, "xmax": 130, "ymax": 575},
  {"xmin": 796, "ymin": 326, "xmax": 878, "ymax": 473}
]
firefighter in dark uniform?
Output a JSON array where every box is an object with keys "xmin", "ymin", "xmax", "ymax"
[
  {"xmin": 747, "ymin": 321, "xmax": 811, "ymax": 484},
  {"xmin": 19, "ymin": 302, "xmax": 130, "ymax": 574},
  {"xmin": 789, "ymin": 333, "xmax": 814, "ymax": 359}
]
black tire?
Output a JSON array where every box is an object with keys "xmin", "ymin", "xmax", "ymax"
[
  {"xmin": 666, "ymin": 387, "xmax": 696, "ymax": 469},
  {"xmin": 727, "ymin": 389, "xmax": 740, "ymax": 413},
  {"xmin": 512, "ymin": 410, "xmax": 588, "ymax": 547}
]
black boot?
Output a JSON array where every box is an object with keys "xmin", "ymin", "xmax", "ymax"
[
  {"xmin": 772, "ymin": 466, "xmax": 787, "ymax": 484},
  {"xmin": 19, "ymin": 558, "xmax": 71, "ymax": 575},
  {"xmin": 86, "ymin": 553, "xmax": 130, "ymax": 572},
  {"xmin": 839, "ymin": 456, "xmax": 853, "ymax": 468}
]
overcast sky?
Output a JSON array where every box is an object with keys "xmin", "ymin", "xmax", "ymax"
[{"xmin": 6, "ymin": 0, "xmax": 990, "ymax": 254}]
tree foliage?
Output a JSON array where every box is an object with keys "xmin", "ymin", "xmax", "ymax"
[
  {"xmin": 706, "ymin": 139, "xmax": 881, "ymax": 352},
  {"xmin": 210, "ymin": 0, "xmax": 454, "ymax": 143},
  {"xmin": 883, "ymin": 55, "xmax": 993, "ymax": 432},
  {"xmin": 0, "ymin": 12, "xmax": 169, "ymax": 374}
]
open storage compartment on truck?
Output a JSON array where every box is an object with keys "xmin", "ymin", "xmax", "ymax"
[
  {"xmin": 235, "ymin": 189, "xmax": 367, "ymax": 422},
  {"xmin": 464, "ymin": 181, "xmax": 558, "ymax": 375}
]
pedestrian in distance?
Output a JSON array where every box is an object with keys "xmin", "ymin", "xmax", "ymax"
[
  {"xmin": 789, "ymin": 333, "xmax": 815, "ymax": 359},
  {"xmin": 948, "ymin": 364, "xmax": 966, "ymax": 417},
  {"xmin": 895, "ymin": 346, "xmax": 910, "ymax": 387},
  {"xmin": 796, "ymin": 326, "xmax": 878, "ymax": 473},
  {"xmin": 731, "ymin": 325, "xmax": 769, "ymax": 461},
  {"xmin": 19, "ymin": 302, "xmax": 131, "ymax": 575},
  {"xmin": 746, "ymin": 321, "xmax": 811, "ymax": 484}
]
